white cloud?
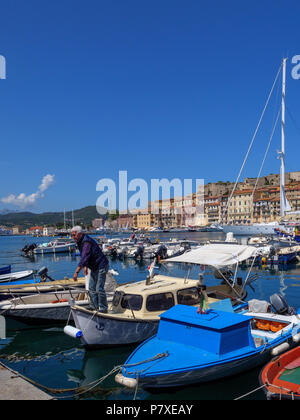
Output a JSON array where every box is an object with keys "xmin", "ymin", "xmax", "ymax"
[{"xmin": 1, "ymin": 174, "xmax": 55, "ymax": 209}]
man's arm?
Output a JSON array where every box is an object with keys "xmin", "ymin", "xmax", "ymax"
[{"xmin": 73, "ymin": 242, "xmax": 91, "ymax": 281}]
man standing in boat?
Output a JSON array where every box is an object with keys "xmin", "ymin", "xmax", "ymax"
[{"xmin": 72, "ymin": 226, "xmax": 109, "ymax": 313}]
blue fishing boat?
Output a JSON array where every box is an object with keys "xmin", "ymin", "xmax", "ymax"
[
  {"xmin": 0, "ymin": 265, "xmax": 11, "ymax": 275},
  {"xmin": 116, "ymin": 296, "xmax": 300, "ymax": 389}
]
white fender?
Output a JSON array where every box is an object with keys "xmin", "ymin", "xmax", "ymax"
[
  {"xmin": 271, "ymin": 342, "xmax": 289, "ymax": 356},
  {"xmin": 115, "ymin": 373, "xmax": 137, "ymax": 388},
  {"xmin": 64, "ymin": 325, "xmax": 82, "ymax": 339}
]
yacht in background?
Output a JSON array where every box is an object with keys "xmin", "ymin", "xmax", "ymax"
[{"xmin": 221, "ymin": 58, "xmax": 292, "ymax": 236}]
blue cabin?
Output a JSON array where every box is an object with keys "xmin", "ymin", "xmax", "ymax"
[{"xmin": 157, "ymin": 305, "xmax": 255, "ymax": 356}]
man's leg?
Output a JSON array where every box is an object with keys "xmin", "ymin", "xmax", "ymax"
[
  {"xmin": 89, "ymin": 269, "xmax": 99, "ymax": 310},
  {"xmin": 96, "ymin": 265, "xmax": 108, "ymax": 312}
]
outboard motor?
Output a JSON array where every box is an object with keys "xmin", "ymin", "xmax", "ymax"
[
  {"xmin": 269, "ymin": 246, "xmax": 276, "ymax": 258},
  {"xmin": 134, "ymin": 245, "xmax": 144, "ymax": 259},
  {"xmin": 22, "ymin": 243, "xmax": 37, "ymax": 256},
  {"xmin": 155, "ymin": 245, "xmax": 168, "ymax": 260},
  {"xmin": 37, "ymin": 266, "xmax": 55, "ymax": 282},
  {"xmin": 270, "ymin": 293, "xmax": 297, "ymax": 316}
]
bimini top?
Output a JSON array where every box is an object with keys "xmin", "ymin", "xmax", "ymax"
[{"xmin": 164, "ymin": 244, "xmax": 258, "ymax": 268}]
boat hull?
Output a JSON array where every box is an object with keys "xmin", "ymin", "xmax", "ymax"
[
  {"xmin": 119, "ymin": 339, "xmax": 300, "ymax": 390},
  {"xmin": 260, "ymin": 346, "xmax": 300, "ymax": 400},
  {"xmin": 0, "ymin": 301, "xmax": 89, "ymax": 325},
  {"xmin": 71, "ymin": 307, "xmax": 159, "ymax": 349},
  {"xmin": 221, "ymin": 224, "xmax": 279, "ymax": 236},
  {"xmin": 34, "ymin": 244, "xmax": 75, "ymax": 254},
  {"xmin": 126, "ymin": 350, "xmax": 273, "ymax": 389},
  {"xmin": 0, "ymin": 270, "xmax": 34, "ymax": 284}
]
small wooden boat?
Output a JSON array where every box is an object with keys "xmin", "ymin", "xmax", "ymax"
[
  {"xmin": 0, "ymin": 276, "xmax": 86, "ymax": 301},
  {"xmin": 0, "ymin": 289, "xmax": 90, "ymax": 324},
  {"xmin": 0, "ymin": 271, "xmax": 117, "ymax": 324},
  {"xmin": 260, "ymin": 346, "xmax": 300, "ymax": 400}
]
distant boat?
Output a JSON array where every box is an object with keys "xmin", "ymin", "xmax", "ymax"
[{"xmin": 33, "ymin": 240, "xmax": 76, "ymax": 254}]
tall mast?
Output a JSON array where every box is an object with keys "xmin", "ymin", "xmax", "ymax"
[
  {"xmin": 280, "ymin": 58, "xmax": 291, "ymax": 220},
  {"xmin": 280, "ymin": 58, "xmax": 287, "ymax": 219}
]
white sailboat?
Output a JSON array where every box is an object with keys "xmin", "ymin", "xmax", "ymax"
[{"xmin": 222, "ymin": 58, "xmax": 291, "ymax": 236}]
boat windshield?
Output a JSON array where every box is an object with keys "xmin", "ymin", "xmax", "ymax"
[
  {"xmin": 146, "ymin": 292, "xmax": 175, "ymax": 312},
  {"xmin": 177, "ymin": 287, "xmax": 200, "ymax": 306},
  {"xmin": 121, "ymin": 294, "xmax": 143, "ymax": 311}
]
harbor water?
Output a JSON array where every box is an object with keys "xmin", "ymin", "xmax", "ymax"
[{"xmin": 1, "ymin": 232, "xmax": 300, "ymax": 400}]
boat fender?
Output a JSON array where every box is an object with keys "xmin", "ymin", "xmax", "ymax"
[
  {"xmin": 64, "ymin": 325, "xmax": 82, "ymax": 339},
  {"xmin": 292, "ymin": 333, "xmax": 300, "ymax": 343},
  {"xmin": 271, "ymin": 342, "xmax": 290, "ymax": 356},
  {"xmin": 115, "ymin": 373, "xmax": 137, "ymax": 389}
]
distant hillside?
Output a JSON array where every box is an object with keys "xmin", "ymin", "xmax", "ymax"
[{"xmin": 0, "ymin": 206, "xmax": 104, "ymax": 228}]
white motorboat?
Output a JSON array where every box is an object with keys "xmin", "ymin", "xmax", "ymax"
[
  {"xmin": 0, "ymin": 270, "xmax": 34, "ymax": 284},
  {"xmin": 33, "ymin": 240, "xmax": 76, "ymax": 254}
]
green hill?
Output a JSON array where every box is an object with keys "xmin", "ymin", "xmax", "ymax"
[{"xmin": 0, "ymin": 206, "xmax": 104, "ymax": 229}]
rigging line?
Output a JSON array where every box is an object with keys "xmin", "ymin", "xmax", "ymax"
[
  {"xmin": 250, "ymin": 106, "xmax": 281, "ymax": 202},
  {"xmin": 223, "ymin": 61, "xmax": 283, "ymax": 218}
]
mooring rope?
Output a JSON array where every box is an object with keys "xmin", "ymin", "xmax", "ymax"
[{"xmin": 0, "ymin": 352, "xmax": 168, "ymax": 400}]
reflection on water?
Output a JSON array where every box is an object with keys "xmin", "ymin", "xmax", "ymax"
[{"xmin": 1, "ymin": 232, "xmax": 300, "ymax": 400}]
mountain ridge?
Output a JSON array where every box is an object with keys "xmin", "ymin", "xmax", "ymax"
[{"xmin": 0, "ymin": 206, "xmax": 105, "ymax": 228}]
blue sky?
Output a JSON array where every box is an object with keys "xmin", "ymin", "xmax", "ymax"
[{"xmin": 0, "ymin": 0, "xmax": 300, "ymax": 213}]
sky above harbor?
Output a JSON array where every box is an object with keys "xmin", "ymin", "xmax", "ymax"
[{"xmin": 0, "ymin": 0, "xmax": 300, "ymax": 213}]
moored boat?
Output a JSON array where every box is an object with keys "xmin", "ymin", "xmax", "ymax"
[
  {"xmin": 67, "ymin": 244, "xmax": 259, "ymax": 349},
  {"xmin": 0, "ymin": 270, "xmax": 34, "ymax": 284},
  {"xmin": 33, "ymin": 240, "xmax": 76, "ymax": 254},
  {"xmin": 115, "ymin": 295, "xmax": 300, "ymax": 389},
  {"xmin": 260, "ymin": 346, "xmax": 300, "ymax": 400}
]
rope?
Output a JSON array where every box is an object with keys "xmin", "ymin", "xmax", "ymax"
[
  {"xmin": 0, "ymin": 360, "xmax": 121, "ymax": 400},
  {"xmin": 234, "ymin": 380, "xmax": 299, "ymax": 400},
  {"xmin": 250, "ymin": 107, "xmax": 281, "ymax": 202},
  {"xmin": 0, "ymin": 352, "xmax": 168, "ymax": 400},
  {"xmin": 234, "ymin": 384, "xmax": 266, "ymax": 400}
]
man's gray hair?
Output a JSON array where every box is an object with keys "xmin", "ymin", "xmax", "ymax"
[{"xmin": 71, "ymin": 225, "xmax": 83, "ymax": 233}]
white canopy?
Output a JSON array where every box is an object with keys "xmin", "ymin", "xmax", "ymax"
[{"xmin": 164, "ymin": 244, "xmax": 258, "ymax": 268}]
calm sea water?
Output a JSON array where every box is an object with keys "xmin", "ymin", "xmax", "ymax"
[{"xmin": 1, "ymin": 232, "xmax": 300, "ymax": 401}]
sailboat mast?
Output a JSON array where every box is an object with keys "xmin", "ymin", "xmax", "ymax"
[{"xmin": 280, "ymin": 57, "xmax": 287, "ymax": 220}]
